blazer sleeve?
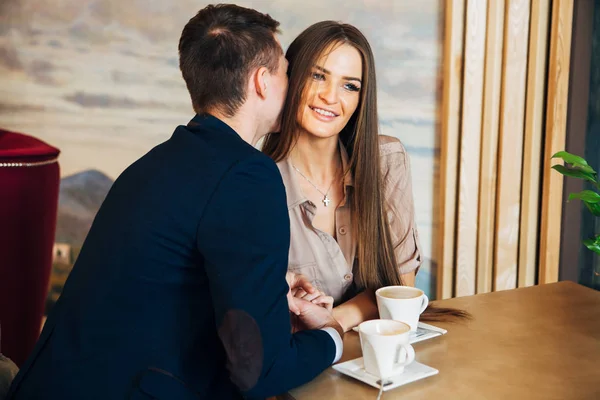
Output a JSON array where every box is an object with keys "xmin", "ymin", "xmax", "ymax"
[{"xmin": 196, "ymin": 153, "xmax": 336, "ymax": 399}]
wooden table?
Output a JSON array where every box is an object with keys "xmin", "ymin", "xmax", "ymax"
[{"xmin": 287, "ymin": 281, "xmax": 600, "ymax": 400}]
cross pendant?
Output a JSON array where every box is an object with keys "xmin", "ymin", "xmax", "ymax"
[{"xmin": 323, "ymin": 195, "xmax": 331, "ymax": 207}]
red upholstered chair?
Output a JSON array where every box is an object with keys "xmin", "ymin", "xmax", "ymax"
[{"xmin": 0, "ymin": 129, "xmax": 60, "ymax": 367}]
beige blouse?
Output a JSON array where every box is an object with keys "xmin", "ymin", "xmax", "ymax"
[{"xmin": 276, "ymin": 135, "xmax": 422, "ymax": 305}]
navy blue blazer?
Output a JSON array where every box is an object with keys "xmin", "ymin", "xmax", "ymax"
[{"xmin": 8, "ymin": 115, "xmax": 336, "ymax": 399}]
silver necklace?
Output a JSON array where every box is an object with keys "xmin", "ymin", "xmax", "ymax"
[{"xmin": 291, "ymin": 163, "xmax": 337, "ymax": 207}]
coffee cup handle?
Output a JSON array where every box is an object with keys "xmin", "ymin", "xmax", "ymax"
[
  {"xmin": 420, "ymin": 294, "xmax": 429, "ymax": 314},
  {"xmin": 394, "ymin": 343, "xmax": 415, "ymax": 371}
]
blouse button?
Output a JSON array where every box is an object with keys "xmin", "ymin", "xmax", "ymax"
[
  {"xmin": 344, "ymin": 273, "xmax": 353, "ymax": 281},
  {"xmin": 339, "ymin": 226, "xmax": 347, "ymax": 235}
]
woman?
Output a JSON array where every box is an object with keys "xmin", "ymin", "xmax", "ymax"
[{"xmin": 263, "ymin": 21, "xmax": 466, "ymax": 332}]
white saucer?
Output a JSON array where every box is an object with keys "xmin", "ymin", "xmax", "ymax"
[
  {"xmin": 351, "ymin": 322, "xmax": 447, "ymax": 344},
  {"xmin": 332, "ymin": 358, "xmax": 439, "ymax": 392}
]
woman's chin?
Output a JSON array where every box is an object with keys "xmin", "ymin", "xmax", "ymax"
[{"xmin": 302, "ymin": 127, "xmax": 341, "ymax": 140}]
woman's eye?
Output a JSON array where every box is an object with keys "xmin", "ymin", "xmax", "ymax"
[
  {"xmin": 345, "ymin": 83, "xmax": 361, "ymax": 92},
  {"xmin": 312, "ymin": 72, "xmax": 325, "ymax": 81}
]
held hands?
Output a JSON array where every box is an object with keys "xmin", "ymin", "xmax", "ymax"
[
  {"xmin": 290, "ymin": 298, "xmax": 344, "ymax": 337},
  {"xmin": 285, "ymin": 272, "xmax": 333, "ymax": 313},
  {"xmin": 285, "ymin": 272, "xmax": 342, "ymax": 336},
  {"xmin": 292, "ymin": 287, "xmax": 334, "ymax": 312},
  {"xmin": 286, "ymin": 271, "xmax": 315, "ymax": 315}
]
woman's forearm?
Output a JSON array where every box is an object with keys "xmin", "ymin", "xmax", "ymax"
[
  {"xmin": 332, "ymin": 271, "xmax": 417, "ymax": 332},
  {"xmin": 332, "ymin": 290, "xmax": 379, "ymax": 332},
  {"xmin": 401, "ymin": 270, "xmax": 416, "ymax": 287}
]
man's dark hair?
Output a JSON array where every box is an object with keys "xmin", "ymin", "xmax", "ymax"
[{"xmin": 179, "ymin": 4, "xmax": 281, "ymax": 117}]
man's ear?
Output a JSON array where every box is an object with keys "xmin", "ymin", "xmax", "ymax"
[{"xmin": 253, "ymin": 66, "xmax": 269, "ymax": 100}]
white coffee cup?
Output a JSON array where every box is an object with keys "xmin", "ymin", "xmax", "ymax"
[
  {"xmin": 358, "ymin": 319, "xmax": 415, "ymax": 378},
  {"xmin": 376, "ymin": 286, "xmax": 429, "ymax": 331}
]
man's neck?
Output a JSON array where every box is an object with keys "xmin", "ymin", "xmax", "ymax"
[{"xmin": 208, "ymin": 107, "xmax": 263, "ymax": 146}]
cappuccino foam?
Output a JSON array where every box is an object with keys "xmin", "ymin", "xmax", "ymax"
[{"xmin": 378, "ymin": 288, "xmax": 421, "ymax": 299}]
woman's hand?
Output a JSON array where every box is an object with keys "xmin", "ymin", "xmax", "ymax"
[
  {"xmin": 289, "ymin": 297, "xmax": 343, "ymax": 335},
  {"xmin": 292, "ymin": 287, "xmax": 334, "ymax": 312},
  {"xmin": 286, "ymin": 271, "xmax": 316, "ymax": 315}
]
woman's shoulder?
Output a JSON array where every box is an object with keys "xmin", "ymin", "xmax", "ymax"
[
  {"xmin": 378, "ymin": 134, "xmax": 407, "ymax": 154},
  {"xmin": 274, "ymin": 157, "xmax": 292, "ymax": 185},
  {"xmin": 377, "ymin": 136, "xmax": 412, "ymax": 190},
  {"xmin": 378, "ymin": 135, "xmax": 408, "ymax": 163}
]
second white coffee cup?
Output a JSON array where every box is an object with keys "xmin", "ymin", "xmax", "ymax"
[
  {"xmin": 358, "ymin": 319, "xmax": 415, "ymax": 378},
  {"xmin": 376, "ymin": 285, "xmax": 429, "ymax": 331}
]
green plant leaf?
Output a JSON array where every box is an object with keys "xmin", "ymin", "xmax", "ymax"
[
  {"xmin": 552, "ymin": 151, "xmax": 589, "ymax": 166},
  {"xmin": 584, "ymin": 202, "xmax": 600, "ymax": 217},
  {"xmin": 568, "ymin": 190, "xmax": 600, "ymax": 203},
  {"xmin": 552, "ymin": 151, "xmax": 597, "ymax": 174},
  {"xmin": 583, "ymin": 237, "xmax": 600, "ymax": 255},
  {"xmin": 552, "ymin": 165, "xmax": 597, "ymax": 183}
]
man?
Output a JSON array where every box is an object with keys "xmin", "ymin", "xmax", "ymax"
[{"xmin": 7, "ymin": 4, "xmax": 343, "ymax": 399}]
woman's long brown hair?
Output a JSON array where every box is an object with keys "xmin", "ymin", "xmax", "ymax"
[{"xmin": 263, "ymin": 21, "xmax": 469, "ymax": 322}]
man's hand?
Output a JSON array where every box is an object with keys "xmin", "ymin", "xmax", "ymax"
[
  {"xmin": 285, "ymin": 272, "xmax": 315, "ymax": 315},
  {"xmin": 293, "ymin": 288, "xmax": 334, "ymax": 312},
  {"xmin": 290, "ymin": 298, "xmax": 344, "ymax": 338}
]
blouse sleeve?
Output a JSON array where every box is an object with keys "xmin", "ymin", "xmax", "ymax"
[{"xmin": 379, "ymin": 135, "xmax": 422, "ymax": 276}]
